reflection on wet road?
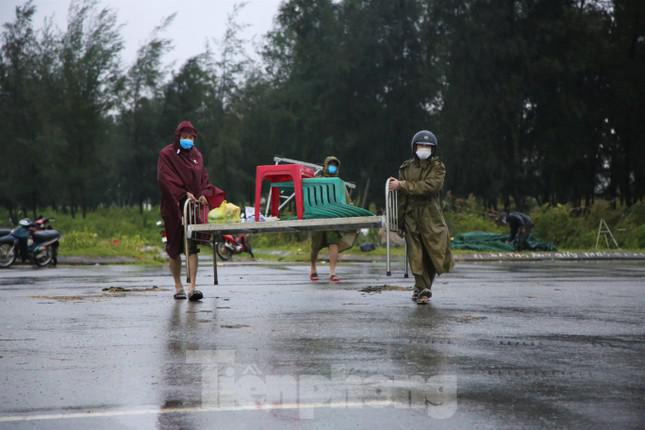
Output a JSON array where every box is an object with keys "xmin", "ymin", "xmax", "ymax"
[{"xmin": 0, "ymin": 261, "xmax": 644, "ymax": 429}]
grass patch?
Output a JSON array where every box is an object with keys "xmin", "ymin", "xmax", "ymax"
[
  {"xmin": 1, "ymin": 200, "xmax": 643, "ymax": 264},
  {"xmin": 0, "ymin": 206, "xmax": 165, "ymax": 264}
]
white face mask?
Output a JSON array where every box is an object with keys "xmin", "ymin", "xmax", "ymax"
[{"xmin": 416, "ymin": 147, "xmax": 433, "ymax": 160}]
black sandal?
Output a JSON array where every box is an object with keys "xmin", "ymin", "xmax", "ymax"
[
  {"xmin": 188, "ymin": 289, "xmax": 204, "ymax": 301},
  {"xmin": 411, "ymin": 289, "xmax": 421, "ymax": 302},
  {"xmin": 174, "ymin": 290, "xmax": 187, "ymax": 300},
  {"xmin": 415, "ymin": 289, "xmax": 432, "ymax": 305}
]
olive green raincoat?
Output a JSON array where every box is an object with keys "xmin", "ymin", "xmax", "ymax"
[{"xmin": 398, "ymin": 157, "xmax": 454, "ymax": 290}]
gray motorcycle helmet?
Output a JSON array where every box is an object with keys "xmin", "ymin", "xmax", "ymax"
[{"xmin": 410, "ymin": 130, "xmax": 438, "ymax": 155}]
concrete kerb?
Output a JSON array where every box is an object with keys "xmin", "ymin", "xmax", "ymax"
[{"xmin": 53, "ymin": 250, "xmax": 645, "ymax": 266}]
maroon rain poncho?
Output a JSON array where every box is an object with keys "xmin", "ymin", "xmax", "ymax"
[{"xmin": 157, "ymin": 120, "xmax": 224, "ymax": 259}]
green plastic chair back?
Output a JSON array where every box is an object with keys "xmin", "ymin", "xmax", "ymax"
[
  {"xmin": 270, "ymin": 177, "xmax": 374, "ymax": 219},
  {"xmin": 301, "ymin": 177, "xmax": 347, "ymax": 203}
]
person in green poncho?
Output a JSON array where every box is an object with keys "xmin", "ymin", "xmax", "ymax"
[
  {"xmin": 388, "ymin": 130, "xmax": 454, "ymax": 304},
  {"xmin": 309, "ymin": 156, "xmax": 355, "ymax": 283}
]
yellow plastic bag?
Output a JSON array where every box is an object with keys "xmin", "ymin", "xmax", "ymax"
[{"xmin": 208, "ymin": 200, "xmax": 241, "ymax": 224}]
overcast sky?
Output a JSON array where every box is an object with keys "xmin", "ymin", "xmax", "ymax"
[{"xmin": 0, "ymin": 0, "xmax": 284, "ymax": 69}]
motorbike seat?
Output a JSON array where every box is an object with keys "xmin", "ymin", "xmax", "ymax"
[
  {"xmin": 0, "ymin": 228, "xmax": 11, "ymax": 237},
  {"xmin": 34, "ymin": 230, "xmax": 60, "ymax": 242}
]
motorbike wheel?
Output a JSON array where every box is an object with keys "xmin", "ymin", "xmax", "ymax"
[
  {"xmin": 33, "ymin": 247, "xmax": 53, "ymax": 267},
  {"xmin": 0, "ymin": 243, "xmax": 17, "ymax": 268},
  {"xmin": 216, "ymin": 242, "xmax": 232, "ymax": 261}
]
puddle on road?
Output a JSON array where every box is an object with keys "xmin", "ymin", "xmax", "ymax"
[
  {"xmin": 359, "ymin": 285, "xmax": 411, "ymax": 293},
  {"xmin": 451, "ymin": 314, "xmax": 487, "ymax": 323},
  {"xmin": 30, "ymin": 286, "xmax": 169, "ymax": 302},
  {"xmin": 220, "ymin": 324, "xmax": 251, "ymax": 329},
  {"xmin": 30, "ymin": 294, "xmax": 105, "ymax": 302},
  {"xmin": 102, "ymin": 286, "xmax": 164, "ymax": 293}
]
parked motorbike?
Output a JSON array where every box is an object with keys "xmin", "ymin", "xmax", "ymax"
[
  {"xmin": 34, "ymin": 215, "xmax": 55, "ymax": 231},
  {"xmin": 0, "ymin": 218, "xmax": 61, "ymax": 268},
  {"xmin": 34, "ymin": 216, "xmax": 59, "ymax": 265},
  {"xmin": 216, "ymin": 234, "xmax": 254, "ymax": 261}
]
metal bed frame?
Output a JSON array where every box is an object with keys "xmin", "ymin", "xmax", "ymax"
[{"xmin": 182, "ymin": 179, "xmax": 407, "ymax": 285}]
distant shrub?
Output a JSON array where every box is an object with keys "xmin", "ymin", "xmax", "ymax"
[
  {"xmin": 446, "ymin": 212, "xmax": 502, "ymax": 236},
  {"xmin": 531, "ymin": 204, "xmax": 584, "ymax": 248}
]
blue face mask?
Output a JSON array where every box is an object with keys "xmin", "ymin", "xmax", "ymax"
[
  {"xmin": 179, "ymin": 138, "xmax": 194, "ymax": 150},
  {"xmin": 327, "ymin": 165, "xmax": 338, "ymax": 175}
]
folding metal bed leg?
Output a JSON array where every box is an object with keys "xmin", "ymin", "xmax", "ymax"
[
  {"xmin": 386, "ymin": 229, "xmax": 391, "ymax": 277},
  {"xmin": 212, "ymin": 235, "xmax": 218, "ymax": 286},
  {"xmin": 184, "ymin": 200, "xmax": 191, "ymax": 283},
  {"xmin": 385, "ymin": 182, "xmax": 390, "ymax": 276},
  {"xmin": 185, "ymin": 251, "xmax": 191, "ymax": 283},
  {"xmin": 385, "ymin": 178, "xmax": 394, "ymax": 276}
]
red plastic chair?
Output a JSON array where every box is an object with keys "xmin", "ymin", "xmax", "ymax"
[{"xmin": 254, "ymin": 164, "xmax": 315, "ymax": 220}]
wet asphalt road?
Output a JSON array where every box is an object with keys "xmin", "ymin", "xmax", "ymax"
[{"xmin": 0, "ymin": 260, "xmax": 644, "ymax": 429}]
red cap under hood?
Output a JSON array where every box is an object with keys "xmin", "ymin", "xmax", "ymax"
[{"xmin": 174, "ymin": 120, "xmax": 198, "ymax": 143}]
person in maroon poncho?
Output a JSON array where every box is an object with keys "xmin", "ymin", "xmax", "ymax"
[{"xmin": 157, "ymin": 120, "xmax": 212, "ymax": 301}]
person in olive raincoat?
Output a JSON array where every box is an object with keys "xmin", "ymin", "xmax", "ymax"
[
  {"xmin": 310, "ymin": 156, "xmax": 356, "ymax": 283},
  {"xmin": 157, "ymin": 120, "xmax": 213, "ymax": 302},
  {"xmin": 388, "ymin": 130, "xmax": 454, "ymax": 304}
]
